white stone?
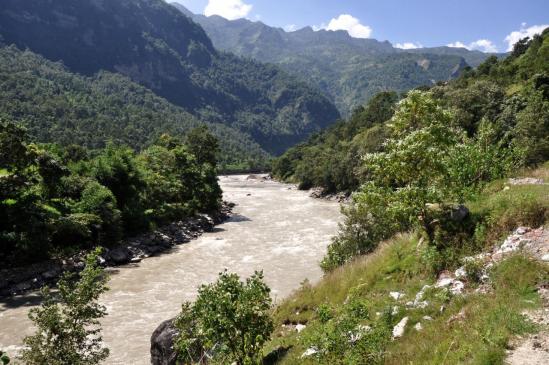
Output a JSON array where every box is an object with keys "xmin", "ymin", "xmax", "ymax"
[
  {"xmin": 454, "ymin": 266, "xmax": 466, "ymax": 279},
  {"xmin": 450, "ymin": 280, "xmax": 465, "ymax": 295},
  {"xmin": 390, "ymin": 291, "xmax": 405, "ymax": 300},
  {"xmin": 541, "ymin": 254, "xmax": 549, "ymax": 262},
  {"xmin": 295, "ymin": 324, "xmax": 306, "ymax": 333},
  {"xmin": 414, "ymin": 322, "xmax": 423, "ymax": 331},
  {"xmin": 392, "ymin": 316, "xmax": 409, "ymax": 338},
  {"xmin": 516, "ymin": 226, "xmax": 529, "ymax": 235},
  {"xmin": 301, "ymin": 347, "xmax": 318, "ymax": 358},
  {"xmin": 422, "ymin": 315, "xmax": 433, "ymax": 321},
  {"xmin": 435, "ymin": 277, "xmax": 454, "ymax": 288},
  {"xmin": 392, "ymin": 306, "xmax": 399, "ymax": 315}
]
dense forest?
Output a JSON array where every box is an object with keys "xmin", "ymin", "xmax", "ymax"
[
  {"xmin": 0, "ymin": 46, "xmax": 270, "ymax": 170},
  {"xmin": 176, "ymin": 2, "xmax": 504, "ymax": 115},
  {"xmin": 0, "ymin": 120, "xmax": 221, "ymax": 267},
  {"xmin": 0, "ymin": 0, "xmax": 340, "ymax": 155}
]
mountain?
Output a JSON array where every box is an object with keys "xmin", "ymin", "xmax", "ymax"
[
  {"xmin": 272, "ymin": 27, "xmax": 549, "ymax": 192},
  {"xmin": 0, "ymin": 46, "xmax": 270, "ymax": 169},
  {"xmin": 405, "ymin": 46, "xmax": 505, "ymax": 68},
  {"xmin": 173, "ymin": 3, "xmax": 498, "ymax": 115},
  {"xmin": 0, "ymin": 0, "xmax": 340, "ymax": 155}
]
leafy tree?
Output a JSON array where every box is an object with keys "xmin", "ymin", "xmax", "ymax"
[
  {"xmin": 21, "ymin": 248, "xmax": 110, "ymax": 365},
  {"xmin": 322, "ymin": 91, "xmax": 516, "ymax": 271},
  {"xmin": 185, "ymin": 126, "xmax": 220, "ymax": 167},
  {"xmin": 175, "ymin": 271, "xmax": 273, "ymax": 365},
  {"xmin": 90, "ymin": 144, "xmax": 147, "ymax": 232}
]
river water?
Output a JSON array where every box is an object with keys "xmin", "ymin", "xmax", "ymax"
[{"xmin": 0, "ymin": 175, "xmax": 342, "ymax": 364}]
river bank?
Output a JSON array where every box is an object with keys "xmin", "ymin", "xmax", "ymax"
[{"xmin": 0, "ymin": 203, "xmax": 233, "ymax": 299}]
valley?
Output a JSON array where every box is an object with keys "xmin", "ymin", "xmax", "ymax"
[{"xmin": 0, "ymin": 175, "xmax": 342, "ymax": 364}]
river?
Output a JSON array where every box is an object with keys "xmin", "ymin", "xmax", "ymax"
[{"xmin": 0, "ymin": 175, "xmax": 342, "ymax": 364}]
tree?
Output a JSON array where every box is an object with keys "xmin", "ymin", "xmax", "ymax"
[
  {"xmin": 322, "ymin": 91, "xmax": 516, "ymax": 271},
  {"xmin": 185, "ymin": 126, "xmax": 220, "ymax": 167},
  {"xmin": 175, "ymin": 271, "xmax": 273, "ymax": 365},
  {"xmin": 21, "ymin": 248, "xmax": 110, "ymax": 365}
]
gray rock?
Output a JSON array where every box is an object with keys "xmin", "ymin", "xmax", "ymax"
[
  {"xmin": 151, "ymin": 319, "xmax": 180, "ymax": 365},
  {"xmin": 42, "ymin": 266, "xmax": 62, "ymax": 280},
  {"xmin": 450, "ymin": 205, "xmax": 469, "ymax": 222},
  {"xmin": 107, "ymin": 247, "xmax": 131, "ymax": 265}
]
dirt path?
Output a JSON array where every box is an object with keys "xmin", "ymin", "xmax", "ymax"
[{"xmin": 506, "ymin": 228, "xmax": 549, "ymax": 364}]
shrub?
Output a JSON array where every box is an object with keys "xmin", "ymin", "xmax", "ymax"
[
  {"xmin": 175, "ymin": 271, "xmax": 274, "ymax": 365},
  {"xmin": 21, "ymin": 248, "xmax": 110, "ymax": 365}
]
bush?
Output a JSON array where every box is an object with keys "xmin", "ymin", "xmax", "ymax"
[
  {"xmin": 21, "ymin": 248, "xmax": 110, "ymax": 365},
  {"xmin": 175, "ymin": 271, "xmax": 274, "ymax": 365}
]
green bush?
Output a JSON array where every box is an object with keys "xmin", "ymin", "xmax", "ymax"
[
  {"xmin": 21, "ymin": 248, "xmax": 110, "ymax": 365},
  {"xmin": 175, "ymin": 271, "xmax": 274, "ymax": 365}
]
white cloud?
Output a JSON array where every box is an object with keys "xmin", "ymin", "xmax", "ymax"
[
  {"xmin": 447, "ymin": 41, "xmax": 468, "ymax": 48},
  {"xmin": 504, "ymin": 24, "xmax": 548, "ymax": 51},
  {"xmin": 284, "ymin": 24, "xmax": 298, "ymax": 32},
  {"xmin": 395, "ymin": 42, "xmax": 423, "ymax": 50},
  {"xmin": 324, "ymin": 14, "xmax": 372, "ymax": 38},
  {"xmin": 469, "ymin": 39, "xmax": 498, "ymax": 52},
  {"xmin": 204, "ymin": 0, "xmax": 252, "ymax": 20},
  {"xmin": 447, "ymin": 39, "xmax": 498, "ymax": 53}
]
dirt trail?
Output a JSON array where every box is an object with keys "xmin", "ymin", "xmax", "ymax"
[{"xmin": 506, "ymin": 228, "xmax": 549, "ymax": 365}]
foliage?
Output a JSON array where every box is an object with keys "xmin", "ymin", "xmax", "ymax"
[
  {"xmin": 0, "ymin": 45, "xmax": 269, "ymax": 170},
  {"xmin": 322, "ymin": 91, "xmax": 516, "ymax": 272},
  {"xmin": 0, "ymin": 351, "xmax": 9, "ymax": 365},
  {"xmin": 302, "ymin": 300, "xmax": 393, "ymax": 364},
  {"xmin": 274, "ymin": 29, "xmax": 549, "ymax": 194},
  {"xmin": 21, "ymin": 248, "xmax": 110, "ymax": 365},
  {"xmin": 175, "ymin": 271, "xmax": 274, "ymax": 365},
  {"xmin": 272, "ymin": 92, "xmax": 397, "ymax": 193},
  {"xmin": 1, "ymin": 121, "xmax": 222, "ymax": 266}
]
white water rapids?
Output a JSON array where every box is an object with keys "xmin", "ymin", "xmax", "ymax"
[{"xmin": 0, "ymin": 175, "xmax": 342, "ymax": 364}]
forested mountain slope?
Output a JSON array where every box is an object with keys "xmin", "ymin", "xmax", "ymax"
[
  {"xmin": 273, "ymin": 28, "xmax": 549, "ymax": 193},
  {"xmin": 0, "ymin": 46, "xmax": 269, "ymax": 169},
  {"xmin": 0, "ymin": 0, "xmax": 340, "ymax": 155},
  {"xmin": 173, "ymin": 3, "xmax": 501, "ymax": 115}
]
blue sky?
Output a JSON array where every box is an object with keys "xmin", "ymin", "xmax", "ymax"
[{"xmin": 171, "ymin": 0, "xmax": 548, "ymax": 52}]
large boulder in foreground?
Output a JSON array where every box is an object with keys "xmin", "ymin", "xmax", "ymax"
[{"xmin": 151, "ymin": 318, "xmax": 179, "ymax": 365}]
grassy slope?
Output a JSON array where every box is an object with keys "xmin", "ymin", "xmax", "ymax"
[{"xmin": 265, "ymin": 165, "xmax": 549, "ymax": 364}]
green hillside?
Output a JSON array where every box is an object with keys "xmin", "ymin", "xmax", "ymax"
[{"xmin": 0, "ymin": 0, "xmax": 340, "ymax": 155}]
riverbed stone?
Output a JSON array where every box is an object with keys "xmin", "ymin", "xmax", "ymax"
[{"xmin": 150, "ymin": 319, "xmax": 180, "ymax": 365}]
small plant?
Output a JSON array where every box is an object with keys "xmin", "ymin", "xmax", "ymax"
[
  {"xmin": 21, "ymin": 248, "xmax": 110, "ymax": 365},
  {"xmin": 463, "ymin": 258, "xmax": 485, "ymax": 284},
  {"xmin": 317, "ymin": 304, "xmax": 334, "ymax": 323}
]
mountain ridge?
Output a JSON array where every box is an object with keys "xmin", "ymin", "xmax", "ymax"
[
  {"xmin": 0, "ymin": 0, "xmax": 340, "ymax": 155},
  {"xmin": 172, "ymin": 3, "xmax": 505, "ymax": 115}
]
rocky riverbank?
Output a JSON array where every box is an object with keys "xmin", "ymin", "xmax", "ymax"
[{"xmin": 0, "ymin": 203, "xmax": 234, "ymax": 298}]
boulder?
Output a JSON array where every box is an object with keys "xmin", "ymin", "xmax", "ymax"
[
  {"xmin": 151, "ymin": 319, "xmax": 180, "ymax": 365},
  {"xmin": 392, "ymin": 316, "xmax": 409, "ymax": 339},
  {"xmin": 106, "ymin": 247, "xmax": 131, "ymax": 265},
  {"xmin": 450, "ymin": 205, "xmax": 469, "ymax": 222}
]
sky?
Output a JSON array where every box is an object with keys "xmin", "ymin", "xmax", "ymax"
[{"xmin": 171, "ymin": 0, "xmax": 549, "ymax": 52}]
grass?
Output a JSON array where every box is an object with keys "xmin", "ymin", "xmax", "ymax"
[
  {"xmin": 263, "ymin": 164, "xmax": 549, "ymax": 364},
  {"xmin": 0, "ymin": 168, "xmax": 9, "ymax": 177},
  {"xmin": 384, "ymin": 255, "xmax": 547, "ymax": 364}
]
